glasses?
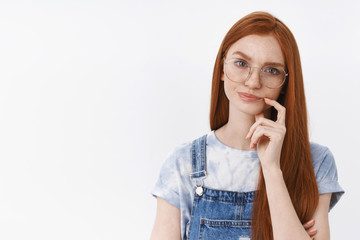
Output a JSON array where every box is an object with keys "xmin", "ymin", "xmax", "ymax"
[{"xmin": 224, "ymin": 59, "xmax": 288, "ymax": 89}]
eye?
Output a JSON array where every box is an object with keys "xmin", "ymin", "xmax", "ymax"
[
  {"xmin": 264, "ymin": 66, "xmax": 281, "ymax": 75},
  {"xmin": 233, "ymin": 60, "xmax": 248, "ymax": 68}
]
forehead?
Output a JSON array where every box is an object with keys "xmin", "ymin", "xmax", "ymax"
[{"xmin": 227, "ymin": 34, "xmax": 285, "ymax": 65}]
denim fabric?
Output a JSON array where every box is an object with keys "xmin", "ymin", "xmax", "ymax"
[
  {"xmin": 151, "ymin": 131, "xmax": 345, "ymax": 239},
  {"xmin": 187, "ymin": 134, "xmax": 254, "ymax": 240},
  {"xmin": 188, "ymin": 187, "xmax": 255, "ymax": 240}
]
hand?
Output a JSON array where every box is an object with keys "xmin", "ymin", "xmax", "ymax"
[
  {"xmin": 245, "ymin": 98, "xmax": 286, "ymax": 170},
  {"xmin": 303, "ymin": 219, "xmax": 317, "ymax": 239}
]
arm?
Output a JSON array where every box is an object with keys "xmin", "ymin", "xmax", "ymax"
[
  {"xmin": 150, "ymin": 197, "xmax": 181, "ymax": 240},
  {"xmin": 262, "ymin": 166, "xmax": 331, "ymax": 240},
  {"xmin": 247, "ymin": 98, "xmax": 331, "ymax": 240},
  {"xmin": 310, "ymin": 193, "xmax": 331, "ymax": 239}
]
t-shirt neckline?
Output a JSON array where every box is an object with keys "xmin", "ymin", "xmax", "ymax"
[{"xmin": 208, "ymin": 130, "xmax": 258, "ymax": 157}]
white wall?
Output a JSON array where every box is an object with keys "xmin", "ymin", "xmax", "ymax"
[{"xmin": 0, "ymin": 0, "xmax": 358, "ymax": 239}]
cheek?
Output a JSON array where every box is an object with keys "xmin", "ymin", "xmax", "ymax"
[
  {"xmin": 224, "ymin": 82, "xmax": 242, "ymax": 103},
  {"xmin": 266, "ymin": 89, "xmax": 282, "ymax": 101},
  {"xmin": 223, "ymin": 81, "xmax": 235, "ymax": 100}
]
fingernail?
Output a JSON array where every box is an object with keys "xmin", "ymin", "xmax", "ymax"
[
  {"xmin": 309, "ymin": 228, "xmax": 317, "ymax": 234},
  {"xmin": 305, "ymin": 219, "xmax": 314, "ymax": 227}
]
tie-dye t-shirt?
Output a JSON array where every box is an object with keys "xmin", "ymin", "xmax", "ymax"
[{"xmin": 151, "ymin": 130, "xmax": 344, "ymax": 238}]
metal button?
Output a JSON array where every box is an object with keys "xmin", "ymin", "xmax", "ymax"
[{"xmin": 195, "ymin": 186, "xmax": 203, "ymax": 196}]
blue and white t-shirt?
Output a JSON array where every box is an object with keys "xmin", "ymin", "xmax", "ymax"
[{"xmin": 151, "ymin": 130, "xmax": 344, "ymax": 237}]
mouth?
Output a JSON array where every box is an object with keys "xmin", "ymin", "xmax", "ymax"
[{"xmin": 237, "ymin": 92, "xmax": 263, "ymax": 102}]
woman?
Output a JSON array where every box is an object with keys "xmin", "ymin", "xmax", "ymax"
[{"xmin": 150, "ymin": 11, "xmax": 344, "ymax": 240}]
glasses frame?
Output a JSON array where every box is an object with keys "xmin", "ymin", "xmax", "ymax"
[{"xmin": 224, "ymin": 59, "xmax": 288, "ymax": 89}]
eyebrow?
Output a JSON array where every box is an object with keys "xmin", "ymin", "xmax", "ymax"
[{"xmin": 231, "ymin": 50, "xmax": 285, "ymax": 68}]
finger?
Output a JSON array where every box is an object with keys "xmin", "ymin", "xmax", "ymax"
[
  {"xmin": 246, "ymin": 116, "xmax": 281, "ymax": 139},
  {"xmin": 264, "ymin": 97, "xmax": 286, "ymax": 125},
  {"xmin": 247, "ymin": 114, "xmax": 263, "ymax": 139},
  {"xmin": 307, "ymin": 228, "xmax": 317, "ymax": 237},
  {"xmin": 303, "ymin": 219, "xmax": 315, "ymax": 229},
  {"xmin": 250, "ymin": 124, "xmax": 285, "ymax": 148},
  {"xmin": 249, "ymin": 126, "xmax": 263, "ymax": 149},
  {"xmin": 249, "ymin": 126, "xmax": 274, "ymax": 148}
]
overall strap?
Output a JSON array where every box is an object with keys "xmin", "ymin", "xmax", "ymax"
[{"xmin": 190, "ymin": 134, "xmax": 207, "ymax": 179}]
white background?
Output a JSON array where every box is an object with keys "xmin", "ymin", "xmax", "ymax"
[{"xmin": 0, "ymin": 0, "xmax": 358, "ymax": 239}]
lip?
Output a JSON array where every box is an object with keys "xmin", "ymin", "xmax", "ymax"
[{"xmin": 238, "ymin": 92, "xmax": 262, "ymax": 102}]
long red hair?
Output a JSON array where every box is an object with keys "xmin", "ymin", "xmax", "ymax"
[{"xmin": 209, "ymin": 11, "xmax": 319, "ymax": 239}]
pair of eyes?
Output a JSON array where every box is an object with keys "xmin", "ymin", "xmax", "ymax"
[{"xmin": 233, "ymin": 60, "xmax": 282, "ymax": 75}]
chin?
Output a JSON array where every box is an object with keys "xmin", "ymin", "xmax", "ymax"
[
  {"xmin": 232, "ymin": 101, "xmax": 266, "ymax": 116},
  {"xmin": 243, "ymin": 108, "xmax": 265, "ymax": 116}
]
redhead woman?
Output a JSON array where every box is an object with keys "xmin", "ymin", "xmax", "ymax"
[{"xmin": 150, "ymin": 11, "xmax": 344, "ymax": 240}]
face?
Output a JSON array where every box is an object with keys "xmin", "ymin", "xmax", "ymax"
[{"xmin": 221, "ymin": 34, "xmax": 285, "ymax": 117}]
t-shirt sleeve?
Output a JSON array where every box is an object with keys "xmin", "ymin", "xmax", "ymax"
[
  {"xmin": 312, "ymin": 145, "xmax": 345, "ymax": 211},
  {"xmin": 151, "ymin": 148, "xmax": 182, "ymax": 209}
]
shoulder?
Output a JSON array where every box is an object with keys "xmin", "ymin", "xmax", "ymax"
[
  {"xmin": 309, "ymin": 142, "xmax": 336, "ymax": 179},
  {"xmin": 310, "ymin": 142, "xmax": 332, "ymax": 160},
  {"xmin": 161, "ymin": 133, "xmax": 208, "ymax": 174},
  {"xmin": 309, "ymin": 142, "xmax": 345, "ymax": 210}
]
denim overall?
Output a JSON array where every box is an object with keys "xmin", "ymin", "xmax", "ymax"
[{"xmin": 187, "ymin": 134, "xmax": 257, "ymax": 240}]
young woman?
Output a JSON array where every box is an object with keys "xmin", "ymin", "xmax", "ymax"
[{"xmin": 150, "ymin": 11, "xmax": 344, "ymax": 240}]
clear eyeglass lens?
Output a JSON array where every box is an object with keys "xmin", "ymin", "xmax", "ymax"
[
  {"xmin": 225, "ymin": 60, "xmax": 286, "ymax": 88},
  {"xmin": 261, "ymin": 66, "xmax": 285, "ymax": 88},
  {"xmin": 225, "ymin": 60, "xmax": 250, "ymax": 82}
]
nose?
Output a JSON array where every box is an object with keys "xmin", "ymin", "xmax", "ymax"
[{"xmin": 244, "ymin": 67, "xmax": 262, "ymax": 89}]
